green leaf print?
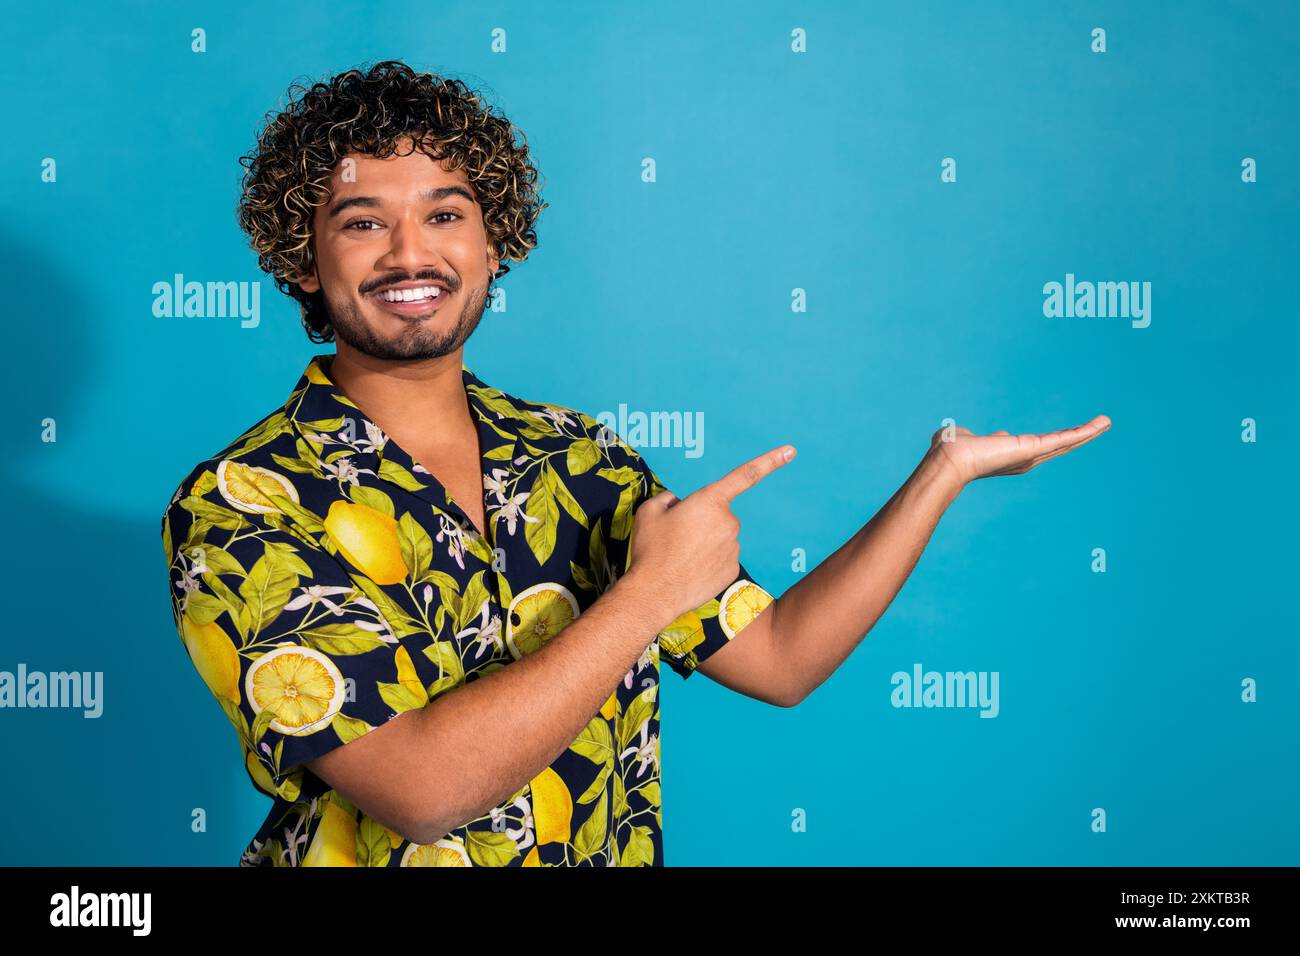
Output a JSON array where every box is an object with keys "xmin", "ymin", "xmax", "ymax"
[
  {"xmin": 466, "ymin": 829, "xmax": 519, "ymax": 867},
  {"xmin": 181, "ymin": 496, "xmax": 247, "ymax": 531},
  {"xmin": 565, "ymin": 437, "xmax": 601, "ymax": 476},
  {"xmin": 523, "ymin": 470, "xmax": 559, "ymax": 566},
  {"xmin": 356, "ymin": 816, "xmax": 392, "ymax": 867},
  {"xmin": 545, "ymin": 462, "xmax": 589, "ymax": 529},
  {"xmin": 378, "ymin": 680, "xmax": 426, "ymax": 713},
  {"xmin": 331, "ymin": 713, "xmax": 373, "ymax": 745},
  {"xmin": 239, "ymin": 551, "xmax": 299, "ymax": 634},
  {"xmin": 618, "ymin": 686, "xmax": 655, "ymax": 753},
  {"xmin": 299, "ymin": 623, "xmax": 389, "ymax": 656},
  {"xmin": 575, "ymin": 759, "xmax": 614, "ymax": 806},
  {"xmin": 351, "ymin": 576, "xmax": 424, "ymax": 637},
  {"xmin": 620, "ymin": 825, "xmax": 655, "ymax": 867},
  {"xmin": 378, "ymin": 458, "xmax": 428, "ymax": 492},
  {"xmin": 396, "ymin": 512, "xmax": 434, "ymax": 579},
  {"xmin": 270, "ymin": 452, "xmax": 319, "ymax": 475},
  {"xmin": 183, "ymin": 591, "xmax": 226, "ymax": 626},
  {"xmin": 572, "ymin": 789, "xmax": 609, "ymax": 864},
  {"xmin": 570, "ymin": 715, "xmax": 615, "ymax": 765}
]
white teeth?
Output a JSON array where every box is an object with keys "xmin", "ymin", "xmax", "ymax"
[{"xmin": 379, "ymin": 286, "xmax": 443, "ymax": 302}]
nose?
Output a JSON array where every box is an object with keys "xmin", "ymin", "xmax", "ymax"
[{"xmin": 376, "ymin": 213, "xmax": 444, "ymax": 278}]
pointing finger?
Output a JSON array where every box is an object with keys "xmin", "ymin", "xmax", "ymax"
[{"xmin": 703, "ymin": 445, "xmax": 796, "ymax": 504}]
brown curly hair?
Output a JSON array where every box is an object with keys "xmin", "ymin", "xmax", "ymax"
[{"xmin": 236, "ymin": 59, "xmax": 548, "ymax": 343}]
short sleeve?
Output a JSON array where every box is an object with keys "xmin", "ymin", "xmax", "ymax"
[
  {"xmin": 161, "ymin": 474, "xmax": 439, "ymax": 801},
  {"xmin": 622, "ymin": 450, "xmax": 776, "ymax": 681}
]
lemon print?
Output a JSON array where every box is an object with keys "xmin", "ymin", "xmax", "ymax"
[
  {"xmin": 181, "ymin": 614, "xmax": 241, "ymax": 703},
  {"xmin": 245, "ymin": 750, "xmax": 276, "ymax": 795},
  {"xmin": 216, "ymin": 460, "xmax": 300, "ymax": 514},
  {"xmin": 305, "ymin": 360, "xmax": 332, "ymax": 385},
  {"xmin": 529, "ymin": 765, "xmax": 573, "ymax": 845},
  {"xmin": 302, "ymin": 799, "xmax": 358, "ymax": 867},
  {"xmin": 245, "ymin": 645, "xmax": 346, "ymax": 736},
  {"xmin": 401, "ymin": 837, "xmax": 472, "ymax": 866},
  {"xmin": 658, "ymin": 609, "xmax": 704, "ymax": 658},
  {"xmin": 323, "ymin": 500, "xmax": 409, "ymax": 585},
  {"xmin": 600, "ymin": 690, "xmax": 617, "ymax": 721},
  {"xmin": 719, "ymin": 579, "xmax": 775, "ymax": 640},
  {"xmin": 522, "ymin": 845, "xmax": 541, "ymax": 866},
  {"xmin": 505, "ymin": 583, "xmax": 578, "ymax": 659}
]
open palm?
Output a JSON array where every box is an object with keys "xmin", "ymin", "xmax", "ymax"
[{"xmin": 930, "ymin": 415, "xmax": 1112, "ymax": 485}]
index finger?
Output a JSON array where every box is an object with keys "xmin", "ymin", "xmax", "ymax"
[{"xmin": 703, "ymin": 445, "xmax": 796, "ymax": 504}]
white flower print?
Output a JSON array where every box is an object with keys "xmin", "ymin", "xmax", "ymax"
[
  {"xmin": 619, "ymin": 720, "xmax": 660, "ymax": 780},
  {"xmin": 455, "ymin": 597, "xmax": 504, "ymax": 659},
  {"xmin": 283, "ymin": 585, "xmax": 356, "ymax": 615},
  {"xmin": 319, "ymin": 454, "xmax": 377, "ymax": 487},
  {"xmin": 491, "ymin": 794, "xmax": 536, "ymax": 853},
  {"xmin": 434, "ymin": 513, "xmax": 470, "ymax": 569},
  {"xmin": 494, "ymin": 491, "xmax": 542, "ymax": 537},
  {"xmin": 483, "ymin": 467, "xmax": 511, "ymax": 505},
  {"xmin": 531, "ymin": 406, "xmax": 575, "ymax": 431}
]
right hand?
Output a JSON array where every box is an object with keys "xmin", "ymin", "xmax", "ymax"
[{"xmin": 626, "ymin": 444, "xmax": 795, "ymax": 626}]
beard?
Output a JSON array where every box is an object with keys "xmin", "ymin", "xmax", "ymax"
[{"xmin": 322, "ymin": 280, "xmax": 491, "ymax": 361}]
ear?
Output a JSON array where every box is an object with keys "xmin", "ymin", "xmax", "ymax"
[{"xmin": 294, "ymin": 267, "xmax": 321, "ymax": 294}]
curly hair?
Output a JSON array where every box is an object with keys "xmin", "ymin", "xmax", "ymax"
[{"xmin": 236, "ymin": 59, "xmax": 547, "ymax": 343}]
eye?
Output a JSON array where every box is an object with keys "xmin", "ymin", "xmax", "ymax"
[
  {"xmin": 432, "ymin": 211, "xmax": 462, "ymax": 224},
  {"xmin": 344, "ymin": 219, "xmax": 380, "ymax": 231}
]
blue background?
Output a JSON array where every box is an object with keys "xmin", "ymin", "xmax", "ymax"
[{"xmin": 1, "ymin": 0, "xmax": 1295, "ymax": 865}]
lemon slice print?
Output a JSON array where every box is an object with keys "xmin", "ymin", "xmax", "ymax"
[
  {"xmin": 401, "ymin": 836, "xmax": 472, "ymax": 866},
  {"xmin": 505, "ymin": 583, "xmax": 578, "ymax": 659},
  {"xmin": 245, "ymin": 645, "xmax": 346, "ymax": 736},
  {"xmin": 302, "ymin": 799, "xmax": 358, "ymax": 867},
  {"xmin": 216, "ymin": 460, "xmax": 300, "ymax": 514},
  {"xmin": 719, "ymin": 580, "xmax": 775, "ymax": 640},
  {"xmin": 529, "ymin": 765, "xmax": 573, "ymax": 845},
  {"xmin": 181, "ymin": 614, "xmax": 241, "ymax": 703}
]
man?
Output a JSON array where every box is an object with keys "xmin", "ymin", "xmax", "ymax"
[{"xmin": 161, "ymin": 60, "xmax": 1109, "ymax": 867}]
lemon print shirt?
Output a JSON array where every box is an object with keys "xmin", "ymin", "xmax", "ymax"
[{"xmin": 161, "ymin": 354, "xmax": 773, "ymax": 867}]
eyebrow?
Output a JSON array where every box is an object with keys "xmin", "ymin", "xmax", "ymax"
[{"xmin": 327, "ymin": 185, "xmax": 477, "ymax": 218}]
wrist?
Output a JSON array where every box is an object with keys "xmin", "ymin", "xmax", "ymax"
[
  {"xmin": 608, "ymin": 567, "xmax": 676, "ymax": 636},
  {"xmin": 917, "ymin": 446, "xmax": 968, "ymax": 504}
]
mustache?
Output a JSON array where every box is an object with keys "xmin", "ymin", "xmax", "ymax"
[{"xmin": 361, "ymin": 273, "xmax": 457, "ymax": 294}]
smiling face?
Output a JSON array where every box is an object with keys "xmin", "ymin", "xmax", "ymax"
[{"xmin": 295, "ymin": 136, "xmax": 501, "ymax": 361}]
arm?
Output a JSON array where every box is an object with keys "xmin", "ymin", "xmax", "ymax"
[
  {"xmin": 308, "ymin": 569, "xmax": 672, "ymax": 845},
  {"xmin": 696, "ymin": 416, "xmax": 1112, "ymax": 707}
]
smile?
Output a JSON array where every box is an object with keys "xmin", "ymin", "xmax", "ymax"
[{"xmin": 371, "ymin": 286, "xmax": 450, "ymax": 316}]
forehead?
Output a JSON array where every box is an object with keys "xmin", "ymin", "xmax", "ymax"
[{"xmin": 330, "ymin": 143, "xmax": 475, "ymax": 197}]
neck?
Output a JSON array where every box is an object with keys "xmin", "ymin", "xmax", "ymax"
[{"xmin": 326, "ymin": 344, "xmax": 471, "ymax": 441}]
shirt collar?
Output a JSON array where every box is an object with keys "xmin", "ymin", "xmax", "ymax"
[{"xmin": 281, "ymin": 353, "xmax": 531, "ymax": 525}]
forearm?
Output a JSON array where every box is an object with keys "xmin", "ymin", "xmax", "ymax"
[
  {"xmin": 412, "ymin": 570, "xmax": 668, "ymax": 842},
  {"xmin": 773, "ymin": 449, "xmax": 964, "ymax": 705}
]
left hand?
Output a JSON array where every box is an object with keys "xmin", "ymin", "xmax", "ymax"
[{"xmin": 927, "ymin": 415, "xmax": 1112, "ymax": 488}]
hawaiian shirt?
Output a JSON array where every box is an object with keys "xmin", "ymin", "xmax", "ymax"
[{"xmin": 160, "ymin": 353, "xmax": 774, "ymax": 867}]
